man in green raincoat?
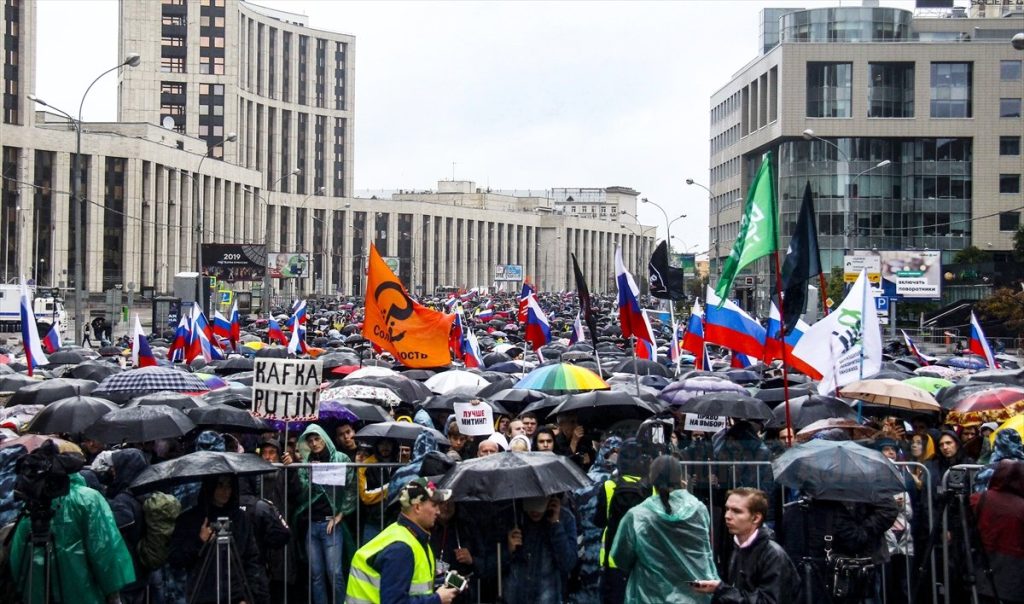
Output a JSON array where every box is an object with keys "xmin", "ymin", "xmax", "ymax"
[{"xmin": 9, "ymin": 471, "xmax": 135, "ymax": 604}]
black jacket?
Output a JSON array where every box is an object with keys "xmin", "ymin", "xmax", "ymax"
[{"xmin": 713, "ymin": 527, "xmax": 800, "ymax": 604}]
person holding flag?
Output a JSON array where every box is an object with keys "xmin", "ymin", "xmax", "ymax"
[{"xmin": 267, "ymin": 315, "xmax": 289, "ymax": 346}]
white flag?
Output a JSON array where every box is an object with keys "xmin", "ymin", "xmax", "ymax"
[{"xmin": 790, "ymin": 270, "xmax": 882, "ymax": 395}]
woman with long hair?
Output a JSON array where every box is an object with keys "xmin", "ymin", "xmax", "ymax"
[{"xmin": 609, "ymin": 455, "xmax": 719, "ymax": 603}]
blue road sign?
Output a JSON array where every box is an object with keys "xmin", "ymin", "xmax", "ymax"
[{"xmin": 875, "ymin": 296, "xmax": 890, "ymax": 312}]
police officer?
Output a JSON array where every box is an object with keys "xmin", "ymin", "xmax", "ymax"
[{"xmin": 347, "ymin": 477, "xmax": 459, "ymax": 604}]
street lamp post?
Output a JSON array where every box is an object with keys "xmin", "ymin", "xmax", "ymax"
[
  {"xmin": 192, "ymin": 132, "xmax": 237, "ymax": 317},
  {"xmin": 685, "ymin": 178, "xmax": 717, "ymax": 278},
  {"xmin": 262, "ymin": 168, "xmax": 301, "ymax": 315},
  {"xmin": 296, "ymin": 186, "xmax": 326, "ymax": 298},
  {"xmin": 27, "ymin": 52, "xmax": 141, "ymax": 342}
]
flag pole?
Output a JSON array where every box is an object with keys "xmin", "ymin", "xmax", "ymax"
[
  {"xmin": 772, "ymin": 252, "xmax": 794, "ymax": 446},
  {"xmin": 630, "ymin": 335, "xmax": 641, "ymax": 393}
]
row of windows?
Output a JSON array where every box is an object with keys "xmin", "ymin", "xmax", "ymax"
[
  {"xmin": 711, "ymin": 91, "xmax": 741, "ymax": 126},
  {"xmin": 710, "ymin": 157, "xmax": 741, "ymax": 185},
  {"xmin": 3, "ymin": 0, "xmax": 21, "ymax": 125},
  {"xmin": 710, "ymin": 124, "xmax": 740, "ymax": 156}
]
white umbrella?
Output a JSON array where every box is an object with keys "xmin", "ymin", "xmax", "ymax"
[{"xmin": 425, "ymin": 370, "xmax": 491, "ymax": 396}]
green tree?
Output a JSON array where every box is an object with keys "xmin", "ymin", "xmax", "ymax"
[
  {"xmin": 953, "ymin": 245, "xmax": 990, "ymax": 264},
  {"xmin": 826, "ymin": 266, "xmax": 845, "ymax": 309},
  {"xmin": 977, "ymin": 287, "xmax": 1024, "ymax": 337}
]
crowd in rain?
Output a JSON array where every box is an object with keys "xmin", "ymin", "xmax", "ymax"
[{"xmin": 0, "ymin": 289, "xmax": 1021, "ymax": 604}]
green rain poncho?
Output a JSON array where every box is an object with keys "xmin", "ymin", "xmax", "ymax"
[
  {"xmin": 9, "ymin": 473, "xmax": 136, "ymax": 604},
  {"xmin": 292, "ymin": 424, "xmax": 356, "ymax": 522},
  {"xmin": 610, "ymin": 490, "xmax": 720, "ymax": 604}
]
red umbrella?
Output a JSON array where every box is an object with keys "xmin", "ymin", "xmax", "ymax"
[{"xmin": 948, "ymin": 386, "xmax": 1024, "ymax": 425}]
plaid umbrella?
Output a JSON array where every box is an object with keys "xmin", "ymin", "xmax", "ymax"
[{"xmin": 92, "ymin": 367, "xmax": 210, "ymax": 403}]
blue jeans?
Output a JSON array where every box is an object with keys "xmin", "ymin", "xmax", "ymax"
[{"xmin": 307, "ymin": 519, "xmax": 345, "ymax": 604}]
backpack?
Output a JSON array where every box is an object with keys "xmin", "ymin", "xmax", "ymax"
[
  {"xmin": 137, "ymin": 492, "xmax": 182, "ymax": 571},
  {"xmin": 608, "ymin": 476, "xmax": 648, "ymax": 524}
]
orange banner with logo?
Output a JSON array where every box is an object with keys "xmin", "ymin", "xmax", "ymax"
[{"xmin": 362, "ymin": 244, "xmax": 455, "ymax": 367}]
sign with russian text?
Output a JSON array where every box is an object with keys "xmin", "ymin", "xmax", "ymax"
[
  {"xmin": 253, "ymin": 358, "xmax": 324, "ymax": 420},
  {"xmin": 202, "ymin": 244, "xmax": 266, "ymax": 282},
  {"xmin": 494, "ymin": 264, "xmax": 524, "ymax": 282},
  {"xmin": 684, "ymin": 414, "xmax": 727, "ymax": 433},
  {"xmin": 453, "ymin": 400, "xmax": 494, "ymax": 436}
]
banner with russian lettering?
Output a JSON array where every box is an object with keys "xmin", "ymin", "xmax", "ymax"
[
  {"xmin": 252, "ymin": 358, "xmax": 324, "ymax": 420},
  {"xmin": 362, "ymin": 243, "xmax": 456, "ymax": 367}
]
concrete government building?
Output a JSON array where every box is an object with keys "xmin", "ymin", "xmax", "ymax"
[
  {"xmin": 707, "ymin": 1, "xmax": 1023, "ymax": 313},
  {"xmin": 0, "ymin": 0, "xmax": 654, "ymax": 322}
]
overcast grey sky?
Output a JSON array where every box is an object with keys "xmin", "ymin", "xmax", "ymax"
[{"xmin": 33, "ymin": 0, "xmax": 917, "ymax": 253}]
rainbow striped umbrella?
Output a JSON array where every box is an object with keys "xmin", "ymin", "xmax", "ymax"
[{"xmin": 513, "ymin": 363, "xmax": 609, "ymax": 393}]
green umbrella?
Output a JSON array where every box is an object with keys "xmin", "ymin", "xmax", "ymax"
[{"xmin": 903, "ymin": 376, "xmax": 954, "ymax": 395}]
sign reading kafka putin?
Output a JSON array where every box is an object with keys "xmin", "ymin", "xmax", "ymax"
[{"xmin": 253, "ymin": 358, "xmax": 324, "ymax": 420}]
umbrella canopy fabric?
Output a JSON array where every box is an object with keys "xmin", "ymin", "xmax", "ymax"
[
  {"xmin": 839, "ymin": 378, "xmax": 941, "ymax": 413},
  {"xmin": 513, "ymin": 363, "xmax": 609, "ymax": 393},
  {"xmin": 185, "ymin": 404, "xmax": 268, "ymax": 433},
  {"xmin": 938, "ymin": 355, "xmax": 988, "ymax": 370},
  {"xmin": 0, "ymin": 434, "xmax": 75, "ymax": 453},
  {"xmin": 45, "ymin": 350, "xmax": 92, "ymax": 366},
  {"xmin": 85, "ymin": 404, "xmax": 196, "ymax": 444},
  {"xmin": 322, "ymin": 384, "xmax": 402, "ymax": 406},
  {"xmin": 127, "ymin": 391, "xmax": 207, "ymax": 411},
  {"xmin": 754, "ymin": 385, "xmax": 815, "ymax": 404},
  {"xmin": 319, "ymin": 399, "xmax": 383, "ymax": 424},
  {"xmin": 344, "ymin": 366, "xmax": 399, "ymax": 380},
  {"xmin": 913, "ymin": 365, "xmax": 958, "ymax": 380},
  {"xmin": 92, "ymin": 367, "xmax": 211, "ymax": 402},
  {"xmin": 992, "ymin": 414, "xmax": 1023, "ymax": 444},
  {"xmin": 767, "ymin": 395, "xmax": 859, "ymax": 429},
  {"xmin": 68, "ymin": 360, "xmax": 123, "ymax": 382},
  {"xmin": 947, "ymin": 386, "xmax": 1024, "ymax": 426},
  {"xmin": 610, "ymin": 359, "xmax": 672, "ymax": 377},
  {"xmin": 963, "ymin": 368, "xmax": 1024, "ymax": 387},
  {"xmin": 130, "ymin": 450, "xmax": 277, "ymax": 493},
  {"xmin": 0, "ymin": 374, "xmax": 37, "ymax": 393},
  {"xmin": 419, "ymin": 394, "xmax": 509, "ymax": 417},
  {"xmin": 902, "ymin": 376, "xmax": 954, "ymax": 395},
  {"xmin": 344, "ymin": 375, "xmax": 433, "ymax": 403},
  {"xmin": 438, "ymin": 451, "xmax": 592, "ymax": 502},
  {"xmin": 549, "ymin": 390, "xmax": 660, "ymax": 427},
  {"xmin": 772, "ymin": 440, "xmax": 907, "ymax": 503},
  {"xmin": 673, "ymin": 392, "xmax": 772, "ymax": 421},
  {"xmin": 354, "ymin": 421, "xmax": 449, "ymax": 447},
  {"xmin": 8, "ymin": 378, "xmax": 97, "ymax": 407},
  {"xmin": 25, "ymin": 396, "xmax": 118, "ymax": 436},
  {"xmin": 210, "ymin": 356, "xmax": 254, "ymax": 375},
  {"xmin": 935, "ymin": 383, "xmax": 992, "ymax": 410},
  {"xmin": 201, "ymin": 383, "xmax": 253, "ymax": 409},
  {"xmin": 795, "ymin": 418, "xmax": 878, "ymax": 443},
  {"xmin": 424, "ymin": 371, "xmax": 491, "ymax": 396},
  {"xmin": 658, "ymin": 377, "xmax": 748, "ymax": 407}
]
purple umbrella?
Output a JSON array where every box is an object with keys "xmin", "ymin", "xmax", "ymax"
[{"xmin": 657, "ymin": 376, "xmax": 748, "ymax": 407}]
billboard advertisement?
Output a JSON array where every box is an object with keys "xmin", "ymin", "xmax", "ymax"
[
  {"xmin": 202, "ymin": 244, "xmax": 266, "ymax": 282},
  {"xmin": 494, "ymin": 264, "xmax": 524, "ymax": 282},
  {"xmin": 851, "ymin": 250, "xmax": 942, "ymax": 299},
  {"xmin": 268, "ymin": 253, "xmax": 311, "ymax": 279}
]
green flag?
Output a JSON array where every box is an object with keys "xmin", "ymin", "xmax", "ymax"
[{"xmin": 714, "ymin": 152, "xmax": 778, "ymax": 301}]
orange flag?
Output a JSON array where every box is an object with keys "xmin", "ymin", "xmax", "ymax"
[{"xmin": 362, "ymin": 244, "xmax": 455, "ymax": 367}]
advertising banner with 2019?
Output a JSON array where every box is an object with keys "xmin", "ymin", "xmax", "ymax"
[{"xmin": 202, "ymin": 244, "xmax": 267, "ymax": 282}]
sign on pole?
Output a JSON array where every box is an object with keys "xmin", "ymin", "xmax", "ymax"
[{"xmin": 253, "ymin": 358, "xmax": 324, "ymax": 420}]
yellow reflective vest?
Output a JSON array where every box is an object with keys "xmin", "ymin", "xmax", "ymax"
[
  {"xmin": 346, "ymin": 521, "xmax": 436, "ymax": 604},
  {"xmin": 600, "ymin": 475, "xmax": 650, "ymax": 569}
]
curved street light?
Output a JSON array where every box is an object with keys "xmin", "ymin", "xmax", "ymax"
[{"xmin": 262, "ymin": 168, "xmax": 302, "ymax": 314}]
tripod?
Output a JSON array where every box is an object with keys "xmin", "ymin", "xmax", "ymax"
[
  {"xmin": 14, "ymin": 510, "xmax": 64, "ymax": 604},
  {"xmin": 912, "ymin": 480, "xmax": 1000, "ymax": 604},
  {"xmin": 188, "ymin": 518, "xmax": 256, "ymax": 604}
]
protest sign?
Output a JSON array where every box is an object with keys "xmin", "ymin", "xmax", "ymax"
[
  {"xmin": 253, "ymin": 358, "xmax": 324, "ymax": 420},
  {"xmin": 452, "ymin": 401, "xmax": 494, "ymax": 436},
  {"xmin": 312, "ymin": 465, "xmax": 348, "ymax": 486},
  {"xmin": 684, "ymin": 414, "xmax": 727, "ymax": 433}
]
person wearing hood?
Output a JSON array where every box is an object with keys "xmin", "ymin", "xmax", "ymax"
[
  {"xmin": 103, "ymin": 448, "xmax": 154, "ymax": 604},
  {"xmin": 692, "ymin": 487, "xmax": 799, "ymax": 603},
  {"xmin": 168, "ymin": 473, "xmax": 269, "ymax": 604},
  {"xmin": 595, "ymin": 439, "xmax": 650, "ymax": 604},
  {"xmin": 609, "ymin": 455, "xmax": 719, "ymax": 604},
  {"xmin": 386, "ymin": 431, "xmax": 439, "ymax": 509},
  {"xmin": 970, "ymin": 457, "xmax": 1024, "ymax": 603},
  {"xmin": 974, "ymin": 428, "xmax": 1024, "ymax": 492},
  {"xmin": 285, "ymin": 424, "xmax": 356, "ymax": 604},
  {"xmin": 569, "ymin": 436, "xmax": 622, "ymax": 604},
  {"xmin": 937, "ymin": 429, "xmax": 973, "ymax": 474},
  {"xmin": 504, "ymin": 493, "xmax": 579, "ymax": 604}
]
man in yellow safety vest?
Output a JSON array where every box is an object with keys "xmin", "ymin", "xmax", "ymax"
[{"xmin": 347, "ymin": 477, "xmax": 460, "ymax": 604}]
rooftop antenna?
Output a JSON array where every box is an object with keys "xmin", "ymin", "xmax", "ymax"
[{"xmin": 452, "ymin": 161, "xmax": 456, "ymax": 181}]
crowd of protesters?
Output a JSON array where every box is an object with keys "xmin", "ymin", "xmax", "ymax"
[{"xmin": 0, "ymin": 290, "xmax": 1021, "ymax": 604}]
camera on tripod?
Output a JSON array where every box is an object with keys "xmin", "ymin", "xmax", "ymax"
[
  {"xmin": 944, "ymin": 466, "xmax": 974, "ymax": 495},
  {"xmin": 14, "ymin": 441, "xmax": 85, "ymax": 522}
]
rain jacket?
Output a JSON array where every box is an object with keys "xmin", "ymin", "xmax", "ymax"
[
  {"xmin": 974, "ymin": 428, "xmax": 1024, "ymax": 492},
  {"xmin": 970, "ymin": 459, "xmax": 1024, "ymax": 602},
  {"xmin": 105, "ymin": 449, "xmax": 151, "ymax": 594},
  {"xmin": 711, "ymin": 527, "xmax": 799, "ymax": 604},
  {"xmin": 9, "ymin": 473, "xmax": 136, "ymax": 604},
  {"xmin": 292, "ymin": 424, "xmax": 356, "ymax": 522},
  {"xmin": 0, "ymin": 445, "xmax": 24, "ymax": 527},
  {"xmin": 610, "ymin": 490, "xmax": 719, "ymax": 604}
]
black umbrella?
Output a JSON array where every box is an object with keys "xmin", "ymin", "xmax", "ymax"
[
  {"xmin": 211, "ymin": 356, "xmax": 254, "ymax": 376},
  {"xmin": 438, "ymin": 451, "xmax": 592, "ymax": 501},
  {"xmin": 25, "ymin": 396, "xmax": 118, "ymax": 436},
  {"xmin": 483, "ymin": 352, "xmax": 512, "ymax": 367},
  {"xmin": 344, "ymin": 375, "xmax": 432, "ymax": 403},
  {"xmin": 610, "ymin": 359, "xmax": 672, "ymax": 377},
  {"xmin": 0, "ymin": 374, "xmax": 38, "ymax": 393},
  {"xmin": 354, "ymin": 422, "xmax": 450, "ymax": 447},
  {"xmin": 476, "ymin": 378, "xmax": 517, "ymax": 398},
  {"xmin": 767, "ymin": 395, "xmax": 859, "ymax": 429},
  {"xmin": 754, "ymin": 385, "xmax": 814, "ymax": 404},
  {"xmin": 45, "ymin": 350, "xmax": 91, "ymax": 366},
  {"xmin": 772, "ymin": 440, "xmax": 907, "ymax": 503},
  {"xmin": 519, "ymin": 395, "xmax": 568, "ymax": 423},
  {"xmin": 397, "ymin": 369, "xmax": 436, "ymax": 382},
  {"xmin": 226, "ymin": 372, "xmax": 255, "ymax": 386},
  {"xmin": 320, "ymin": 398, "xmax": 392, "ymax": 423},
  {"xmin": 484, "ymin": 388, "xmax": 548, "ymax": 416},
  {"xmin": 862, "ymin": 370, "xmax": 911, "ymax": 381},
  {"xmin": 130, "ymin": 450, "xmax": 277, "ymax": 493},
  {"xmin": 8, "ymin": 378, "xmax": 97, "ymax": 407},
  {"xmin": 721, "ymin": 368, "xmax": 761, "ymax": 385},
  {"xmin": 487, "ymin": 362, "xmax": 530, "ymax": 375},
  {"xmin": 98, "ymin": 345, "xmax": 123, "ymax": 357},
  {"xmin": 672, "ymin": 392, "xmax": 772, "ymax": 421},
  {"xmin": 760, "ymin": 373, "xmax": 812, "ymax": 389},
  {"xmin": 127, "ymin": 391, "xmax": 206, "ymax": 411},
  {"xmin": 963, "ymin": 368, "xmax": 1024, "ymax": 387},
  {"xmin": 185, "ymin": 404, "xmax": 268, "ymax": 433},
  {"xmin": 85, "ymin": 404, "xmax": 196, "ymax": 444},
  {"xmin": 935, "ymin": 383, "xmax": 991, "ymax": 410},
  {"xmin": 550, "ymin": 390, "xmax": 660, "ymax": 427},
  {"xmin": 419, "ymin": 394, "xmax": 509, "ymax": 417},
  {"xmin": 68, "ymin": 360, "xmax": 123, "ymax": 382},
  {"xmin": 560, "ymin": 351, "xmax": 594, "ymax": 363},
  {"xmin": 202, "ymin": 383, "xmax": 253, "ymax": 410},
  {"xmin": 319, "ymin": 354, "xmax": 362, "ymax": 370},
  {"xmin": 255, "ymin": 346, "xmax": 290, "ymax": 359}
]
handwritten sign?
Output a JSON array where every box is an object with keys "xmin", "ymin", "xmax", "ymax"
[
  {"xmin": 253, "ymin": 358, "xmax": 324, "ymax": 420},
  {"xmin": 452, "ymin": 401, "xmax": 494, "ymax": 437},
  {"xmin": 684, "ymin": 414, "xmax": 727, "ymax": 433},
  {"xmin": 312, "ymin": 464, "xmax": 348, "ymax": 486}
]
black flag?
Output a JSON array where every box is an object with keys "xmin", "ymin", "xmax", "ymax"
[
  {"xmin": 648, "ymin": 241, "xmax": 686, "ymax": 300},
  {"xmin": 571, "ymin": 253, "xmax": 599, "ymax": 347},
  {"xmin": 781, "ymin": 182, "xmax": 823, "ymax": 334}
]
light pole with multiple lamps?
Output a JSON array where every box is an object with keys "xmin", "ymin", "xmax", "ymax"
[
  {"xmin": 262, "ymin": 169, "xmax": 302, "ymax": 314},
  {"xmin": 192, "ymin": 132, "xmax": 237, "ymax": 317},
  {"xmin": 27, "ymin": 52, "xmax": 141, "ymax": 341}
]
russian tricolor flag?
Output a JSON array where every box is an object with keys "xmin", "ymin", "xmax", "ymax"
[
  {"xmin": 763, "ymin": 302, "xmax": 808, "ymax": 363},
  {"xmin": 229, "ymin": 301, "xmax": 241, "ymax": 351},
  {"xmin": 41, "ymin": 321, "xmax": 62, "ymax": 355},
  {"xmin": 681, "ymin": 301, "xmax": 706, "ymax": 370},
  {"xmin": 461, "ymin": 328, "xmax": 483, "ymax": 368},
  {"xmin": 615, "ymin": 246, "xmax": 648, "ymax": 342},
  {"xmin": 969, "ymin": 312, "xmax": 997, "ymax": 369},
  {"xmin": 287, "ymin": 317, "xmax": 309, "ymax": 355},
  {"xmin": 633, "ymin": 309, "xmax": 658, "ymax": 360},
  {"xmin": 132, "ymin": 314, "xmax": 158, "ymax": 368},
  {"xmin": 569, "ymin": 312, "xmax": 585, "ymax": 345},
  {"xmin": 704, "ymin": 286, "xmax": 766, "ymax": 359},
  {"xmin": 669, "ymin": 321, "xmax": 684, "ymax": 364},
  {"xmin": 267, "ymin": 315, "xmax": 289, "ymax": 346},
  {"xmin": 475, "ymin": 307, "xmax": 495, "ymax": 321},
  {"xmin": 518, "ymin": 282, "xmax": 535, "ymax": 324},
  {"xmin": 524, "ymin": 294, "xmax": 551, "ymax": 352},
  {"xmin": 212, "ymin": 311, "xmax": 232, "ymax": 343},
  {"xmin": 168, "ymin": 314, "xmax": 191, "ymax": 363},
  {"xmin": 901, "ymin": 330, "xmax": 932, "ymax": 366},
  {"xmin": 19, "ymin": 277, "xmax": 47, "ymax": 375},
  {"xmin": 730, "ymin": 351, "xmax": 755, "ymax": 368}
]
